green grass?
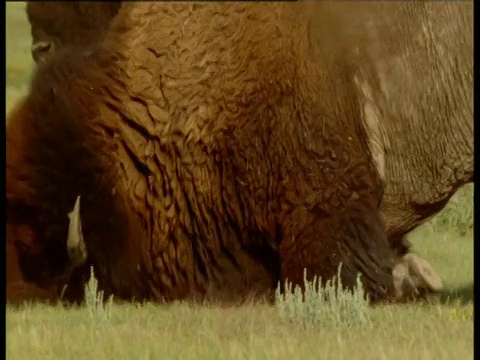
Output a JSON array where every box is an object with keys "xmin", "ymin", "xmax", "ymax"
[
  {"xmin": 6, "ymin": 2, "xmax": 474, "ymax": 359},
  {"xmin": 6, "ymin": 2, "xmax": 34, "ymax": 114},
  {"xmin": 6, "ymin": 297, "xmax": 474, "ymax": 360}
]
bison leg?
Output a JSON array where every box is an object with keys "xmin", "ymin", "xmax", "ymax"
[
  {"xmin": 390, "ymin": 234, "xmax": 411, "ymax": 257},
  {"xmin": 279, "ymin": 204, "xmax": 398, "ymax": 303},
  {"xmin": 7, "ymin": 281, "xmax": 59, "ymax": 306}
]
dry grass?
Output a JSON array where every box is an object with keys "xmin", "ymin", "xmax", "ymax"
[
  {"xmin": 6, "ymin": 294, "xmax": 474, "ymax": 360},
  {"xmin": 6, "ymin": 2, "xmax": 473, "ymax": 359}
]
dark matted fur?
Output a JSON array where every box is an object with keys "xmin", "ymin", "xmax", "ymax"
[{"xmin": 7, "ymin": 3, "xmax": 398, "ymax": 304}]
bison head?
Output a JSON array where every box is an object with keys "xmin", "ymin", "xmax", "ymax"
[{"xmin": 26, "ymin": 1, "xmax": 121, "ymax": 63}]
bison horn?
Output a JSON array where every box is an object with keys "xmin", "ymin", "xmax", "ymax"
[{"xmin": 67, "ymin": 195, "xmax": 87, "ymax": 267}]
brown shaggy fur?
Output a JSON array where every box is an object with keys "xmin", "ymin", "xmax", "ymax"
[
  {"xmin": 26, "ymin": 1, "xmax": 121, "ymax": 63},
  {"xmin": 24, "ymin": 2, "xmax": 422, "ymax": 260},
  {"xmin": 7, "ymin": 3, "xmax": 398, "ymax": 304}
]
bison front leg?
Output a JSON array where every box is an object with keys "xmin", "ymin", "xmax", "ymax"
[{"xmin": 279, "ymin": 203, "xmax": 398, "ymax": 303}]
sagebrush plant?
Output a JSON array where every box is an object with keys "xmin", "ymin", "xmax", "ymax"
[
  {"xmin": 275, "ymin": 264, "xmax": 372, "ymax": 328},
  {"xmin": 84, "ymin": 266, "xmax": 113, "ymax": 324}
]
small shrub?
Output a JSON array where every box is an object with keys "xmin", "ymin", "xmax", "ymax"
[
  {"xmin": 428, "ymin": 184, "xmax": 473, "ymax": 235},
  {"xmin": 84, "ymin": 266, "xmax": 113, "ymax": 324},
  {"xmin": 449, "ymin": 301, "xmax": 474, "ymax": 322},
  {"xmin": 275, "ymin": 264, "xmax": 372, "ymax": 328}
]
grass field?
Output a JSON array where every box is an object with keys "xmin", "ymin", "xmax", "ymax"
[{"xmin": 5, "ymin": 2, "xmax": 474, "ymax": 359}]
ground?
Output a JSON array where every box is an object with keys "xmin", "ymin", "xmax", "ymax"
[{"xmin": 5, "ymin": 3, "xmax": 473, "ymax": 359}]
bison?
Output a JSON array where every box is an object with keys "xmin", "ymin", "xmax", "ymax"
[
  {"xmin": 23, "ymin": 1, "xmax": 473, "ymax": 296},
  {"xmin": 7, "ymin": 2, "xmax": 417, "ymax": 305}
]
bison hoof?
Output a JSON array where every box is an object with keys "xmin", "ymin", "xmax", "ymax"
[{"xmin": 392, "ymin": 253, "xmax": 443, "ymax": 300}]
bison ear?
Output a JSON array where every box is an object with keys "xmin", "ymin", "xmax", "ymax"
[{"xmin": 31, "ymin": 40, "xmax": 53, "ymax": 64}]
